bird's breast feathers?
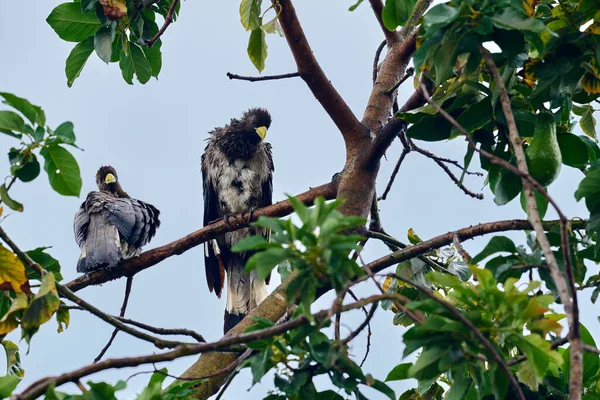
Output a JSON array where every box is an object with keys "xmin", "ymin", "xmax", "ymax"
[{"xmin": 206, "ymin": 148, "xmax": 270, "ymax": 214}]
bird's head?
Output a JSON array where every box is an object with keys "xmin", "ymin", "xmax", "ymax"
[
  {"xmin": 230, "ymin": 107, "xmax": 272, "ymax": 142},
  {"xmin": 96, "ymin": 165, "xmax": 128, "ymax": 197}
]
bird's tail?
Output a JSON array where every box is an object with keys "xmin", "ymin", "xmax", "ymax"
[
  {"xmin": 224, "ymin": 252, "xmax": 268, "ymax": 333},
  {"xmin": 77, "ymin": 214, "xmax": 122, "ymax": 273}
]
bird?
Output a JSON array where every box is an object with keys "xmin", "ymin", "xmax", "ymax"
[
  {"xmin": 74, "ymin": 166, "xmax": 161, "ymax": 273},
  {"xmin": 201, "ymin": 107, "xmax": 274, "ymax": 333}
]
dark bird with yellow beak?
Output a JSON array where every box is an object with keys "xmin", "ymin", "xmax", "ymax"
[
  {"xmin": 201, "ymin": 108, "xmax": 274, "ymax": 333},
  {"xmin": 74, "ymin": 166, "xmax": 161, "ymax": 273}
]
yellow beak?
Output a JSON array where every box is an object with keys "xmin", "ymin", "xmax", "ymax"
[
  {"xmin": 105, "ymin": 173, "xmax": 116, "ymax": 184},
  {"xmin": 255, "ymin": 126, "xmax": 268, "ymax": 141}
]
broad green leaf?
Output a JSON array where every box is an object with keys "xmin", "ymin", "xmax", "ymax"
[
  {"xmin": 26, "ymin": 247, "xmax": 63, "ymax": 281},
  {"xmin": 494, "ymin": 167, "xmax": 522, "ymax": 206},
  {"xmin": 2, "ymin": 340, "xmax": 24, "ymax": 377},
  {"xmin": 581, "ymin": 108, "xmax": 597, "ymax": 139},
  {"xmin": 471, "ymin": 236, "xmax": 516, "ymax": 264},
  {"xmin": 382, "ymin": 0, "xmax": 417, "ymax": 31},
  {"xmin": 491, "ymin": 7, "xmax": 546, "ymax": 32},
  {"xmin": 65, "ymin": 37, "xmax": 95, "ymax": 87},
  {"xmin": 0, "ymin": 375, "xmax": 19, "ymax": 398},
  {"xmin": 0, "ymin": 93, "xmax": 45, "ymax": 126},
  {"xmin": 245, "ymin": 248, "xmax": 292, "ymax": 280},
  {"xmin": 94, "ymin": 25, "xmax": 114, "ymax": 64},
  {"xmin": 40, "ymin": 144, "xmax": 82, "ymax": 197},
  {"xmin": 575, "ymin": 168, "xmax": 600, "ymax": 207},
  {"xmin": 558, "ymin": 133, "xmax": 590, "ymax": 168},
  {"xmin": 406, "ymin": 115, "xmax": 452, "ymax": 141},
  {"xmin": 231, "ymin": 236, "xmax": 269, "ymax": 252},
  {"xmin": 119, "ymin": 48, "xmax": 135, "ymax": 84},
  {"xmin": 143, "ymin": 39, "xmax": 162, "ymax": 78},
  {"xmin": 137, "ymin": 369, "xmax": 167, "ymax": 400},
  {"xmin": 0, "ymin": 244, "xmax": 30, "ymax": 293},
  {"xmin": 422, "ymin": 4, "xmax": 457, "ymax": 31},
  {"xmin": 452, "ymin": 97, "xmax": 492, "ymax": 135},
  {"xmin": 0, "ymin": 184, "xmax": 23, "ymax": 212},
  {"xmin": 240, "ymin": 0, "xmax": 262, "ymax": 31},
  {"xmin": 130, "ymin": 43, "xmax": 152, "ymax": 84},
  {"xmin": 53, "ymin": 122, "xmax": 76, "ymax": 145},
  {"xmin": 21, "ymin": 273, "xmax": 60, "ymax": 329},
  {"xmin": 0, "ymin": 111, "xmax": 28, "ymax": 134},
  {"xmin": 512, "ymin": 333, "xmax": 562, "ymax": 385},
  {"xmin": 408, "ymin": 346, "xmax": 448, "ymax": 380},
  {"xmin": 248, "ymin": 27, "xmax": 268, "ymax": 72},
  {"xmin": 81, "ymin": 0, "xmax": 99, "ymax": 12},
  {"xmin": 46, "ymin": 3, "xmax": 102, "ymax": 42},
  {"xmin": 385, "ymin": 363, "xmax": 412, "ymax": 381},
  {"xmin": 445, "ymin": 367, "xmax": 472, "ymax": 400},
  {"xmin": 562, "ymin": 324, "xmax": 599, "ymax": 386},
  {"xmin": 10, "ymin": 150, "xmax": 40, "ymax": 183}
]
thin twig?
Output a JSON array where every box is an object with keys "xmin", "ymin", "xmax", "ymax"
[
  {"xmin": 411, "ymin": 146, "xmax": 483, "ymax": 176},
  {"xmin": 94, "ymin": 277, "xmax": 134, "ymax": 363},
  {"xmin": 214, "ymin": 350, "xmax": 253, "ymax": 400},
  {"xmin": 372, "ymin": 39, "xmax": 387, "ymax": 84},
  {"xmin": 226, "ymin": 72, "xmax": 300, "ymax": 82},
  {"xmin": 146, "ymin": 0, "xmax": 179, "ymax": 47},
  {"xmin": 479, "ymin": 48, "xmax": 581, "ymax": 398},
  {"xmin": 116, "ymin": 317, "xmax": 206, "ymax": 342},
  {"xmin": 347, "ymin": 289, "xmax": 372, "ymax": 367},
  {"xmin": 74, "ymin": 380, "xmax": 87, "ymax": 393},
  {"xmin": 453, "ymin": 235, "xmax": 472, "ymax": 264},
  {"xmin": 386, "ymin": 67, "xmax": 414, "ymax": 95},
  {"xmin": 0, "ymin": 227, "xmax": 189, "ymax": 352},
  {"xmin": 379, "ymin": 147, "xmax": 409, "ymax": 200}
]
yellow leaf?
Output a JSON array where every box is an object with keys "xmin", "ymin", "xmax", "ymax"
[
  {"xmin": 0, "ymin": 294, "xmax": 29, "ymax": 335},
  {"xmin": 523, "ymin": 0, "xmax": 537, "ymax": 16},
  {"xmin": 22, "ymin": 273, "xmax": 60, "ymax": 329},
  {"xmin": 0, "ymin": 244, "xmax": 30, "ymax": 293}
]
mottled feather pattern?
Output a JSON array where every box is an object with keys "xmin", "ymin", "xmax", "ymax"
[
  {"xmin": 74, "ymin": 169, "xmax": 161, "ymax": 273},
  {"xmin": 201, "ymin": 108, "xmax": 274, "ymax": 333}
]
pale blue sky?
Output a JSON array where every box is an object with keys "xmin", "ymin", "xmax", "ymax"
[{"xmin": 0, "ymin": 1, "xmax": 597, "ymax": 399}]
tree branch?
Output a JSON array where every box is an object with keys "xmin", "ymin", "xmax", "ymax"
[
  {"xmin": 64, "ymin": 182, "xmax": 336, "ymax": 293},
  {"xmin": 273, "ymin": 0, "xmax": 368, "ymax": 148},
  {"xmin": 146, "ymin": 0, "xmax": 179, "ymax": 47},
  {"xmin": 368, "ymin": 0, "xmax": 398, "ymax": 44},
  {"xmin": 479, "ymin": 48, "xmax": 581, "ymax": 399},
  {"xmin": 226, "ymin": 72, "xmax": 300, "ymax": 82}
]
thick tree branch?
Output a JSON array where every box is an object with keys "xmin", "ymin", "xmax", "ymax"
[
  {"xmin": 274, "ymin": 0, "xmax": 368, "ymax": 148},
  {"xmin": 65, "ymin": 182, "xmax": 336, "ymax": 293},
  {"xmin": 226, "ymin": 72, "xmax": 300, "ymax": 82}
]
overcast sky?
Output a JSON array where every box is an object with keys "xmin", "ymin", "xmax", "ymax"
[{"xmin": 0, "ymin": 1, "xmax": 597, "ymax": 399}]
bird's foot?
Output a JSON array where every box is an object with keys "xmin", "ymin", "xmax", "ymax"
[
  {"xmin": 222, "ymin": 214, "xmax": 234, "ymax": 229},
  {"xmin": 245, "ymin": 207, "xmax": 255, "ymax": 224}
]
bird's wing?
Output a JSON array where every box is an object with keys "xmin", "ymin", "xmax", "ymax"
[
  {"xmin": 260, "ymin": 143, "xmax": 274, "ymax": 284},
  {"xmin": 202, "ymin": 150, "xmax": 226, "ymax": 298},
  {"xmin": 73, "ymin": 201, "xmax": 89, "ymax": 246},
  {"xmin": 104, "ymin": 198, "xmax": 161, "ymax": 249}
]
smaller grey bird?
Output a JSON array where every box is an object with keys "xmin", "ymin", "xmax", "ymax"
[{"xmin": 74, "ymin": 166, "xmax": 161, "ymax": 273}]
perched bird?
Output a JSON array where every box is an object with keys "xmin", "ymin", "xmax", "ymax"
[
  {"xmin": 74, "ymin": 166, "xmax": 161, "ymax": 273},
  {"xmin": 201, "ymin": 108, "xmax": 274, "ymax": 333}
]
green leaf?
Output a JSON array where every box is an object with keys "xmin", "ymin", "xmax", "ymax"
[
  {"xmin": 2, "ymin": 340, "xmax": 24, "ymax": 377},
  {"xmin": 65, "ymin": 37, "xmax": 95, "ymax": 87},
  {"xmin": 408, "ymin": 346, "xmax": 448, "ymax": 380},
  {"xmin": 119, "ymin": 47, "xmax": 134, "ymax": 85},
  {"xmin": 288, "ymin": 195, "xmax": 309, "ymax": 222},
  {"xmin": 575, "ymin": 168, "xmax": 600, "ymax": 208},
  {"xmin": 248, "ymin": 27, "xmax": 268, "ymax": 72},
  {"xmin": 231, "ymin": 236, "xmax": 269, "ymax": 252},
  {"xmin": 520, "ymin": 188, "xmax": 549, "ymax": 220},
  {"xmin": 240, "ymin": 0, "xmax": 262, "ymax": 31},
  {"xmin": 0, "ymin": 93, "xmax": 45, "ymax": 126},
  {"xmin": 245, "ymin": 248, "xmax": 292, "ymax": 281},
  {"xmin": 445, "ymin": 368, "xmax": 472, "ymax": 400},
  {"xmin": 129, "ymin": 43, "xmax": 152, "ymax": 84},
  {"xmin": 53, "ymin": 122, "xmax": 76, "ymax": 145},
  {"xmin": 422, "ymin": 4, "xmax": 457, "ymax": 31},
  {"xmin": 562, "ymin": 324, "xmax": 599, "ymax": 386},
  {"xmin": 81, "ymin": 0, "xmax": 99, "ymax": 12},
  {"xmin": 94, "ymin": 25, "xmax": 115, "ymax": 64},
  {"xmin": 21, "ymin": 273, "xmax": 60, "ymax": 329},
  {"xmin": 0, "ymin": 375, "xmax": 20, "ymax": 398},
  {"xmin": 0, "ymin": 111, "xmax": 28, "ymax": 134},
  {"xmin": 494, "ymin": 166, "xmax": 522, "ymax": 206},
  {"xmin": 558, "ymin": 133, "xmax": 590, "ymax": 168},
  {"xmin": 56, "ymin": 305, "xmax": 70, "ymax": 333},
  {"xmin": 453, "ymin": 97, "xmax": 492, "ymax": 135},
  {"xmin": 143, "ymin": 39, "xmax": 162, "ymax": 78},
  {"xmin": 348, "ymin": 0, "xmax": 364, "ymax": 11},
  {"xmin": 471, "ymin": 236, "xmax": 516, "ymax": 264},
  {"xmin": 46, "ymin": 2, "xmax": 102, "ymax": 42},
  {"xmin": 382, "ymin": 0, "xmax": 417, "ymax": 31},
  {"xmin": 40, "ymin": 144, "xmax": 82, "ymax": 197},
  {"xmin": 385, "ymin": 363, "xmax": 412, "ymax": 381},
  {"xmin": 491, "ymin": 7, "xmax": 546, "ymax": 32},
  {"xmin": 581, "ymin": 107, "xmax": 597, "ymax": 139},
  {"xmin": 406, "ymin": 115, "xmax": 453, "ymax": 141},
  {"xmin": 26, "ymin": 247, "xmax": 63, "ymax": 281},
  {"xmin": 0, "ymin": 184, "xmax": 23, "ymax": 212}
]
